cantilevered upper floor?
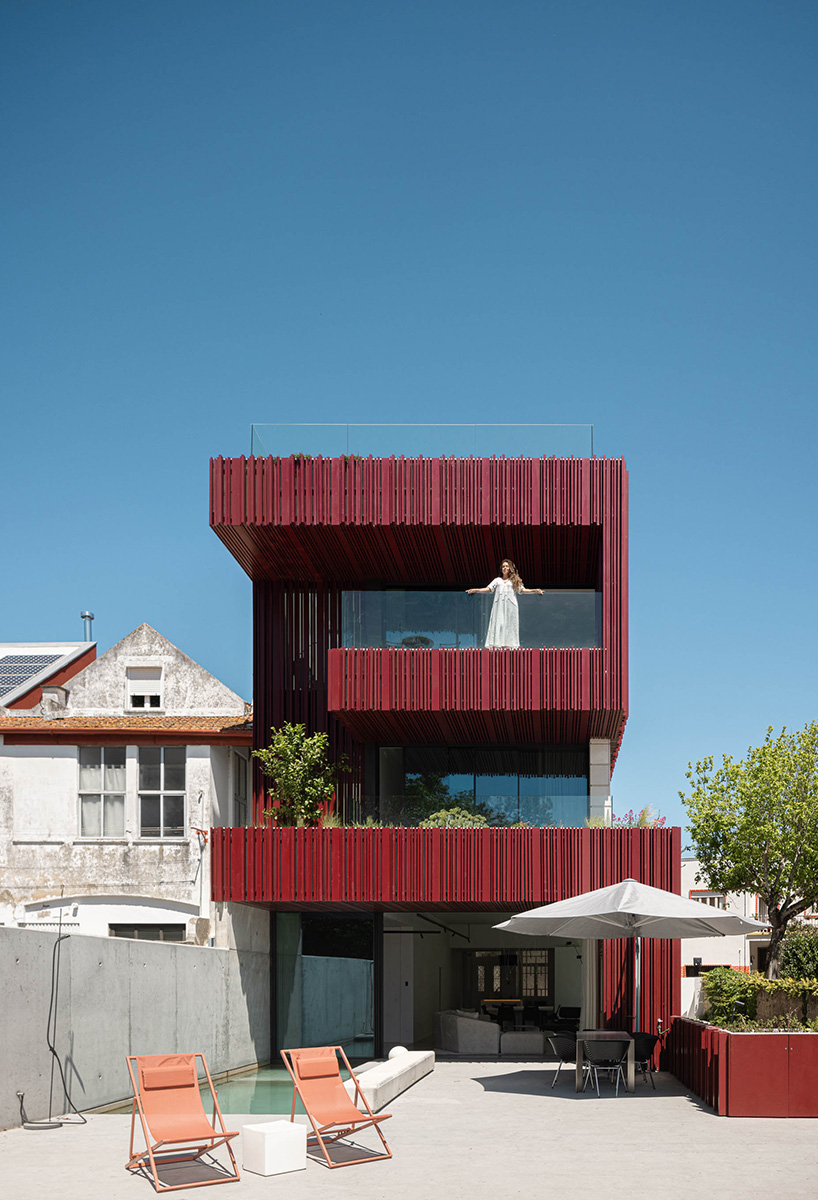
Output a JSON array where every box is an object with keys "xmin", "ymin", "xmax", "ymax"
[{"xmin": 210, "ymin": 424, "xmax": 627, "ymax": 751}]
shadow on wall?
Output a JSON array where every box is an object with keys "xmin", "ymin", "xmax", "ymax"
[{"xmin": 0, "ymin": 925, "xmax": 271, "ymax": 1128}]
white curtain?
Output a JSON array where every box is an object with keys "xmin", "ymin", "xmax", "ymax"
[{"xmin": 580, "ymin": 939, "xmax": 599, "ymax": 1031}]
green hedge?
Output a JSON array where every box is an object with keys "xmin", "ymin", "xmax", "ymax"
[
  {"xmin": 701, "ymin": 966, "xmax": 818, "ymax": 1031},
  {"xmin": 780, "ymin": 924, "xmax": 818, "ymax": 979}
]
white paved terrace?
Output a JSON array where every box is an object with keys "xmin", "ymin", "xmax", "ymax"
[{"xmin": 1, "ymin": 1059, "xmax": 816, "ymax": 1199}]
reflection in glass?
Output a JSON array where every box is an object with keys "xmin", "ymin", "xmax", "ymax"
[
  {"xmin": 164, "ymin": 796, "xmax": 185, "ymax": 838},
  {"xmin": 139, "ymin": 747, "xmax": 161, "ymax": 791},
  {"xmin": 163, "ymin": 747, "xmax": 186, "ymax": 792},
  {"xmin": 342, "ymin": 590, "xmax": 600, "ymax": 650},
  {"xmin": 377, "ymin": 745, "xmax": 591, "ymax": 828},
  {"xmin": 140, "ymin": 795, "xmax": 161, "ymax": 837}
]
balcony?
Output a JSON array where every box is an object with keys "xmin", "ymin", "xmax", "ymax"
[
  {"xmin": 341, "ymin": 589, "xmax": 600, "ymax": 650},
  {"xmin": 327, "ymin": 645, "xmax": 623, "ymax": 747},
  {"xmin": 210, "ymin": 825, "xmax": 680, "ymax": 912}
]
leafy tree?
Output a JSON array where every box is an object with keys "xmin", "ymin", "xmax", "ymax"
[
  {"xmin": 253, "ymin": 722, "xmax": 348, "ymax": 827},
  {"xmin": 779, "ymin": 922, "xmax": 818, "ymax": 980},
  {"xmin": 681, "ymin": 722, "xmax": 818, "ymax": 978}
]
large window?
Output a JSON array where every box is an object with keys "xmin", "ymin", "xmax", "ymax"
[
  {"xmin": 376, "ymin": 744, "xmax": 589, "ymax": 827},
  {"xmin": 233, "ymin": 752, "xmax": 249, "ymax": 826},
  {"xmin": 79, "ymin": 746, "xmax": 126, "ymax": 837},
  {"xmin": 139, "ymin": 747, "xmax": 185, "ymax": 838}
]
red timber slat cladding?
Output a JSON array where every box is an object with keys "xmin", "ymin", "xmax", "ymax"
[
  {"xmin": 252, "ymin": 581, "xmax": 360, "ymax": 820},
  {"xmin": 209, "ymin": 453, "xmax": 624, "ymax": 588},
  {"xmin": 213, "ymin": 454, "xmax": 627, "ymax": 811},
  {"xmin": 212, "ymin": 825, "xmax": 679, "ymax": 1037},
  {"xmin": 326, "ymin": 646, "xmax": 626, "ymax": 761}
]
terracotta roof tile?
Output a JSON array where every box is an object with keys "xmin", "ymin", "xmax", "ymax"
[{"xmin": 0, "ymin": 713, "xmax": 252, "ymax": 735}]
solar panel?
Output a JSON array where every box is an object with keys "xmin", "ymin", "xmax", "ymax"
[{"xmin": 0, "ymin": 653, "xmax": 63, "ymax": 698}]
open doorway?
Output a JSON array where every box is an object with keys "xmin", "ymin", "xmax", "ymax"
[{"xmin": 382, "ymin": 913, "xmax": 584, "ymax": 1050}]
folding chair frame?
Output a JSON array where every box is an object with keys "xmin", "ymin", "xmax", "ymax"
[
  {"xmin": 281, "ymin": 1045, "xmax": 392, "ymax": 1169},
  {"xmin": 125, "ymin": 1052, "xmax": 240, "ymax": 1192}
]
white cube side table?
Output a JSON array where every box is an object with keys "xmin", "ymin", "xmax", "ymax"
[{"xmin": 242, "ymin": 1120, "xmax": 307, "ymax": 1176}]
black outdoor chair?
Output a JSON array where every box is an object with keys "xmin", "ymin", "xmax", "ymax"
[
  {"xmin": 632, "ymin": 1032, "xmax": 660, "ymax": 1089},
  {"xmin": 582, "ymin": 1039, "xmax": 630, "ymax": 1097},
  {"xmin": 550, "ymin": 1005, "xmax": 582, "ymax": 1033},
  {"xmin": 547, "ymin": 1034, "xmax": 583, "ymax": 1089}
]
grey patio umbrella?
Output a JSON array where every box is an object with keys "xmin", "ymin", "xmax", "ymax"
[{"xmin": 495, "ymin": 878, "xmax": 767, "ymax": 1028}]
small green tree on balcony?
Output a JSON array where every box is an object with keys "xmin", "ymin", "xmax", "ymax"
[
  {"xmin": 681, "ymin": 721, "xmax": 818, "ymax": 979},
  {"xmin": 253, "ymin": 722, "xmax": 349, "ymax": 827}
]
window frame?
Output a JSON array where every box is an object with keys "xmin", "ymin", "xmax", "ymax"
[
  {"xmin": 109, "ymin": 924, "xmax": 186, "ymax": 942},
  {"xmin": 689, "ymin": 889, "xmax": 727, "ymax": 909},
  {"xmin": 138, "ymin": 746, "xmax": 186, "ymax": 839},
  {"xmin": 127, "ymin": 665, "xmax": 163, "ymax": 712},
  {"xmin": 78, "ymin": 745, "xmax": 126, "ymax": 839},
  {"xmin": 233, "ymin": 750, "xmax": 250, "ymax": 827}
]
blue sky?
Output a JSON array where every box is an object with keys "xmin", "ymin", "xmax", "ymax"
[{"xmin": 3, "ymin": 1, "xmax": 817, "ymax": 830}]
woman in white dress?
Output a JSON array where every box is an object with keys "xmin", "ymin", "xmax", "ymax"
[{"xmin": 467, "ymin": 559, "xmax": 543, "ymax": 648}]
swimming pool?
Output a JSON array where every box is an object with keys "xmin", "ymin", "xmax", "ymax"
[{"xmin": 105, "ymin": 1048, "xmax": 373, "ymax": 1116}]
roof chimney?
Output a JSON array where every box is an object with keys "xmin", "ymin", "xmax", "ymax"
[{"xmin": 80, "ymin": 611, "xmax": 95, "ymax": 642}]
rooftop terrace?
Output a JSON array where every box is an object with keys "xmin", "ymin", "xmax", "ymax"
[{"xmin": 250, "ymin": 422, "xmax": 594, "ymax": 458}]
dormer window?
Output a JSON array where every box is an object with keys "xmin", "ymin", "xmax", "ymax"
[{"xmin": 127, "ymin": 666, "xmax": 162, "ymax": 710}]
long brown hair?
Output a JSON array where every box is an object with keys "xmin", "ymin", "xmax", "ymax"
[{"xmin": 501, "ymin": 558, "xmax": 523, "ymax": 593}]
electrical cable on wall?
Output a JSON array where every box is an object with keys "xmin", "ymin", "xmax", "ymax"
[{"xmin": 18, "ymin": 888, "xmax": 87, "ymax": 1130}]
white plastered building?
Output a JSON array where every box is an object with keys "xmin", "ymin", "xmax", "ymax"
[{"xmin": 0, "ymin": 624, "xmax": 265, "ymax": 952}]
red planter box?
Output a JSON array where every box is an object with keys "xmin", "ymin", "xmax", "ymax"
[{"xmin": 666, "ymin": 1017, "xmax": 818, "ymax": 1116}]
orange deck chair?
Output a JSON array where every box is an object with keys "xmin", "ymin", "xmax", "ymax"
[
  {"xmin": 125, "ymin": 1053, "xmax": 240, "ymax": 1192},
  {"xmin": 281, "ymin": 1046, "xmax": 392, "ymax": 1169}
]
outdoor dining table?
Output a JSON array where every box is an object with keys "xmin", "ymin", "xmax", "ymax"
[{"xmin": 575, "ymin": 1029, "xmax": 635, "ymax": 1093}]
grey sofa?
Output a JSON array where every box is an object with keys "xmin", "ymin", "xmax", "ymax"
[{"xmin": 435, "ymin": 1010, "xmax": 501, "ymax": 1054}]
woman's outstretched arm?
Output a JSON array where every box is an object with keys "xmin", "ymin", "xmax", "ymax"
[
  {"xmin": 466, "ymin": 586, "xmax": 492, "ymax": 594},
  {"xmin": 518, "ymin": 585, "xmax": 544, "ymax": 595}
]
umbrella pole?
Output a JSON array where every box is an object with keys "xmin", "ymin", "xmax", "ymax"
[{"xmin": 634, "ymin": 936, "xmax": 641, "ymax": 1032}]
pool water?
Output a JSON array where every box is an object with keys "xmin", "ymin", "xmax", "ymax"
[
  {"xmin": 209, "ymin": 1065, "xmax": 306, "ymax": 1115},
  {"xmin": 106, "ymin": 1047, "xmax": 373, "ymax": 1116}
]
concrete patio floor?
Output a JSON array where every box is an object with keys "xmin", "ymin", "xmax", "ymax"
[{"xmin": 2, "ymin": 1059, "xmax": 817, "ymax": 1199}]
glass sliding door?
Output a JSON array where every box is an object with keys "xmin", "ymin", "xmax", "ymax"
[{"xmin": 276, "ymin": 913, "xmax": 376, "ymax": 1061}]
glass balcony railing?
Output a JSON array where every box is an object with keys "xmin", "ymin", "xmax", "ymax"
[
  {"xmin": 351, "ymin": 794, "xmax": 595, "ymax": 828},
  {"xmin": 341, "ymin": 590, "xmax": 601, "ymax": 650},
  {"xmin": 250, "ymin": 423, "xmax": 594, "ymax": 459}
]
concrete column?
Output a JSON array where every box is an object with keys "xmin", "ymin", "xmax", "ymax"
[{"xmin": 588, "ymin": 739, "xmax": 612, "ymax": 825}]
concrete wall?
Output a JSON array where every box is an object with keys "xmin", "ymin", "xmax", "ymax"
[
  {"xmin": 301, "ymin": 956, "xmax": 374, "ymax": 1047},
  {"xmin": 0, "ymin": 925, "xmax": 270, "ymax": 1130}
]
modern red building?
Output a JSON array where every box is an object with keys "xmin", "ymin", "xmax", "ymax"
[{"xmin": 210, "ymin": 426, "xmax": 680, "ymax": 1057}]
